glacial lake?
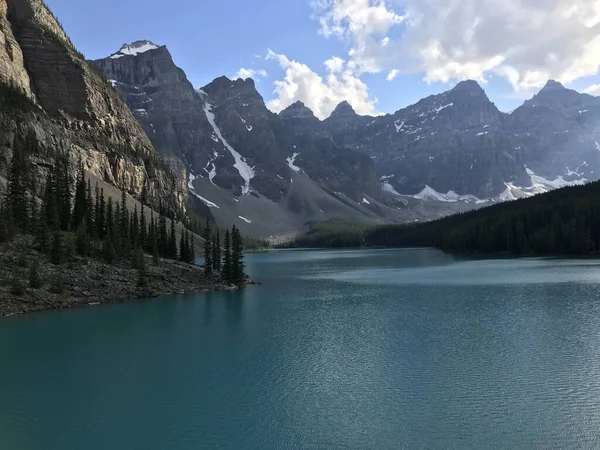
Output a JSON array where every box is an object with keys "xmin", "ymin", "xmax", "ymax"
[{"xmin": 2, "ymin": 248, "xmax": 600, "ymax": 449}]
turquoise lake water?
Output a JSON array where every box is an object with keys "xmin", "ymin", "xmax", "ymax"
[{"xmin": 2, "ymin": 248, "xmax": 600, "ymax": 449}]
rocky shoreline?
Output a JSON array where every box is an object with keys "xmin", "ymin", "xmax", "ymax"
[{"xmin": 0, "ymin": 237, "xmax": 239, "ymax": 317}]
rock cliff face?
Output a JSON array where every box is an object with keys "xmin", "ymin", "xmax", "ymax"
[
  {"xmin": 0, "ymin": 0, "xmax": 185, "ymax": 212},
  {"xmin": 93, "ymin": 45, "xmax": 391, "ymax": 236}
]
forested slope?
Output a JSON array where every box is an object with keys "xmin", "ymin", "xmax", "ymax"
[{"xmin": 366, "ymin": 181, "xmax": 600, "ymax": 255}]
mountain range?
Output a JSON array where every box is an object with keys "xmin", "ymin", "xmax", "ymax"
[
  {"xmin": 2, "ymin": 0, "xmax": 600, "ymax": 240},
  {"xmin": 91, "ymin": 40, "xmax": 600, "ymax": 237}
]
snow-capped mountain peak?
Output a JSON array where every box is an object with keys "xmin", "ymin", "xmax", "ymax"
[{"xmin": 110, "ymin": 40, "xmax": 160, "ymax": 59}]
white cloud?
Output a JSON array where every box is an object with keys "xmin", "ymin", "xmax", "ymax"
[
  {"xmin": 386, "ymin": 69, "xmax": 399, "ymax": 81},
  {"xmin": 311, "ymin": 0, "xmax": 600, "ymax": 90},
  {"xmin": 324, "ymin": 56, "xmax": 345, "ymax": 73},
  {"xmin": 266, "ymin": 49, "xmax": 378, "ymax": 119},
  {"xmin": 584, "ymin": 84, "xmax": 600, "ymax": 96},
  {"xmin": 235, "ymin": 68, "xmax": 268, "ymax": 81},
  {"xmin": 311, "ymin": 0, "xmax": 405, "ymax": 74}
]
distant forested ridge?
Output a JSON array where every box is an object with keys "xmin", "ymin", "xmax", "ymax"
[
  {"xmin": 288, "ymin": 181, "xmax": 600, "ymax": 256},
  {"xmin": 282, "ymin": 220, "xmax": 369, "ymax": 248}
]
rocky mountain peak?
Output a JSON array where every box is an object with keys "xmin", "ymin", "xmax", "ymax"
[
  {"xmin": 110, "ymin": 40, "xmax": 161, "ymax": 59},
  {"xmin": 540, "ymin": 79, "xmax": 566, "ymax": 93},
  {"xmin": 279, "ymin": 101, "xmax": 317, "ymax": 120},
  {"xmin": 524, "ymin": 79, "xmax": 589, "ymax": 110},
  {"xmin": 450, "ymin": 80, "xmax": 488, "ymax": 100},
  {"xmin": 204, "ymin": 75, "xmax": 256, "ymax": 93},
  {"xmin": 330, "ymin": 100, "xmax": 357, "ymax": 118}
]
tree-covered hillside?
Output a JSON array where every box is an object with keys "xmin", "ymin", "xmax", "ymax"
[
  {"xmin": 289, "ymin": 181, "xmax": 600, "ymax": 256},
  {"xmin": 371, "ymin": 181, "xmax": 600, "ymax": 254}
]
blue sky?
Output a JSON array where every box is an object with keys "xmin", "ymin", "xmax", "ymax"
[{"xmin": 45, "ymin": 0, "xmax": 600, "ymax": 119}]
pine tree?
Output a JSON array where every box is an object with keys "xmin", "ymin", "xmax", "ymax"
[
  {"xmin": 55, "ymin": 156, "xmax": 72, "ymax": 231},
  {"xmin": 189, "ymin": 234, "xmax": 195, "ymax": 264},
  {"xmin": 0, "ymin": 198, "xmax": 12, "ymax": 243},
  {"xmin": 212, "ymin": 230, "xmax": 221, "ymax": 272},
  {"xmin": 49, "ymin": 271, "xmax": 65, "ymax": 294},
  {"xmin": 147, "ymin": 210, "xmax": 156, "ymax": 254},
  {"xmin": 139, "ymin": 206, "xmax": 147, "ymax": 251},
  {"xmin": 158, "ymin": 214, "xmax": 168, "ymax": 257},
  {"xmin": 113, "ymin": 204, "xmax": 122, "ymax": 257},
  {"xmin": 131, "ymin": 205, "xmax": 139, "ymax": 248},
  {"xmin": 106, "ymin": 197, "xmax": 114, "ymax": 237},
  {"xmin": 222, "ymin": 229, "xmax": 232, "ymax": 284},
  {"xmin": 75, "ymin": 222, "xmax": 89, "ymax": 257},
  {"xmin": 183, "ymin": 230, "xmax": 191, "ymax": 263},
  {"xmin": 231, "ymin": 225, "xmax": 246, "ymax": 286},
  {"xmin": 29, "ymin": 259, "xmax": 43, "ymax": 289},
  {"xmin": 85, "ymin": 179, "xmax": 94, "ymax": 236},
  {"xmin": 120, "ymin": 189, "xmax": 130, "ymax": 254},
  {"xmin": 179, "ymin": 230, "xmax": 187, "ymax": 262},
  {"xmin": 50, "ymin": 227, "xmax": 63, "ymax": 265},
  {"xmin": 72, "ymin": 160, "xmax": 87, "ymax": 229},
  {"xmin": 9, "ymin": 268, "xmax": 26, "ymax": 296},
  {"xmin": 169, "ymin": 219, "xmax": 178, "ymax": 259},
  {"xmin": 203, "ymin": 225, "xmax": 213, "ymax": 277},
  {"xmin": 102, "ymin": 230, "xmax": 116, "ymax": 264},
  {"xmin": 152, "ymin": 219, "xmax": 159, "ymax": 265},
  {"xmin": 96, "ymin": 185, "xmax": 106, "ymax": 240}
]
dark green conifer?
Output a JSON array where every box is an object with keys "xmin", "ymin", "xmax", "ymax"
[
  {"xmin": 139, "ymin": 206, "xmax": 147, "ymax": 250},
  {"xmin": 158, "ymin": 214, "xmax": 168, "ymax": 257},
  {"xmin": 203, "ymin": 224, "xmax": 213, "ymax": 277},
  {"xmin": 212, "ymin": 230, "xmax": 221, "ymax": 272},
  {"xmin": 55, "ymin": 156, "xmax": 72, "ymax": 231},
  {"xmin": 231, "ymin": 225, "xmax": 246, "ymax": 286},
  {"xmin": 179, "ymin": 230, "xmax": 186, "ymax": 262},
  {"xmin": 29, "ymin": 259, "xmax": 43, "ymax": 289},
  {"xmin": 169, "ymin": 219, "xmax": 178, "ymax": 259},
  {"xmin": 222, "ymin": 229, "xmax": 232, "ymax": 284},
  {"xmin": 131, "ymin": 205, "xmax": 139, "ymax": 248},
  {"xmin": 102, "ymin": 230, "xmax": 116, "ymax": 264},
  {"xmin": 50, "ymin": 227, "xmax": 63, "ymax": 265},
  {"xmin": 72, "ymin": 160, "xmax": 87, "ymax": 229},
  {"xmin": 189, "ymin": 233, "xmax": 195, "ymax": 264}
]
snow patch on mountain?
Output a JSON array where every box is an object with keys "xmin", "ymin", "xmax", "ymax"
[
  {"xmin": 188, "ymin": 172, "xmax": 220, "ymax": 208},
  {"xmin": 190, "ymin": 191, "xmax": 220, "ymax": 209},
  {"xmin": 382, "ymin": 182, "xmax": 401, "ymax": 196},
  {"xmin": 200, "ymin": 94, "xmax": 255, "ymax": 194},
  {"xmin": 499, "ymin": 185, "xmax": 518, "ymax": 202},
  {"xmin": 413, "ymin": 186, "xmax": 481, "ymax": 203},
  {"xmin": 238, "ymin": 216, "xmax": 252, "ymax": 224},
  {"xmin": 188, "ymin": 173, "xmax": 197, "ymax": 190},
  {"xmin": 287, "ymin": 153, "xmax": 301, "ymax": 173},
  {"xmin": 111, "ymin": 41, "xmax": 159, "ymax": 59},
  {"xmin": 526, "ymin": 168, "xmax": 586, "ymax": 191},
  {"xmin": 434, "ymin": 103, "xmax": 453, "ymax": 114}
]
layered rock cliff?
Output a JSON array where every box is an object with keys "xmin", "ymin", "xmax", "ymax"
[{"xmin": 0, "ymin": 0, "xmax": 185, "ymax": 213}]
